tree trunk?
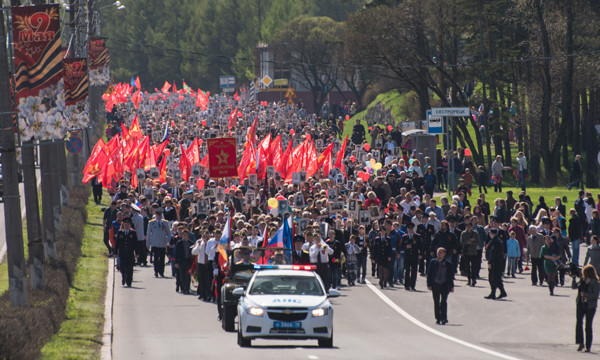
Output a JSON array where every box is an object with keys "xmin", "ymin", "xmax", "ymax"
[
  {"xmin": 586, "ymin": 88, "xmax": 598, "ymax": 188},
  {"xmin": 573, "ymin": 90, "xmax": 581, "ymax": 156},
  {"xmin": 562, "ymin": 0, "xmax": 574, "ymax": 173},
  {"xmin": 437, "ymin": 0, "xmax": 445, "ymax": 97},
  {"xmin": 580, "ymin": 89, "xmax": 588, "ymax": 153},
  {"xmin": 533, "ymin": 0, "xmax": 554, "ymax": 186},
  {"xmin": 40, "ymin": 141, "xmax": 57, "ymax": 260}
]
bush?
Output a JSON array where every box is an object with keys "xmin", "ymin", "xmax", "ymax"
[{"xmin": 0, "ymin": 188, "xmax": 90, "ymax": 360}]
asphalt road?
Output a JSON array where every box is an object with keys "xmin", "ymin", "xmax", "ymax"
[{"xmin": 111, "ymin": 251, "xmax": 598, "ymax": 360}]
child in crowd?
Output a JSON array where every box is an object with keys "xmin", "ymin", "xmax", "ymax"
[
  {"xmin": 345, "ymin": 236, "xmax": 360, "ymax": 286},
  {"xmin": 506, "ymin": 231, "xmax": 521, "ymax": 278}
]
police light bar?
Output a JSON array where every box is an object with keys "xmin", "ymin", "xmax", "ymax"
[{"xmin": 253, "ymin": 265, "xmax": 316, "ymax": 271}]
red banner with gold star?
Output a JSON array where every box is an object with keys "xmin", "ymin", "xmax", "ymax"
[{"xmin": 207, "ymin": 137, "xmax": 238, "ymax": 178}]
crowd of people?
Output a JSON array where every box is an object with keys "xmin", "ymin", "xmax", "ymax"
[{"xmin": 92, "ymin": 88, "xmax": 599, "ymax": 353}]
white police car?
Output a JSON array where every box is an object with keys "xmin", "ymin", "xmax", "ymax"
[{"xmin": 234, "ymin": 265, "xmax": 340, "ymax": 347}]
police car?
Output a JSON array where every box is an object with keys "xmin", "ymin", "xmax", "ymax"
[{"xmin": 233, "ymin": 265, "xmax": 340, "ymax": 347}]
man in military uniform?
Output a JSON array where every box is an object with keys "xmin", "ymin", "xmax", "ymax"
[
  {"xmin": 146, "ymin": 208, "xmax": 171, "ymax": 277},
  {"xmin": 401, "ymin": 222, "xmax": 424, "ymax": 291},
  {"xmin": 115, "ymin": 217, "xmax": 139, "ymax": 287},
  {"xmin": 417, "ymin": 213, "xmax": 435, "ymax": 276},
  {"xmin": 174, "ymin": 228, "xmax": 195, "ymax": 294},
  {"xmin": 432, "ymin": 220, "xmax": 459, "ymax": 267},
  {"xmin": 292, "ymin": 233, "xmax": 311, "ymax": 265},
  {"xmin": 485, "ymin": 229, "xmax": 508, "ymax": 300},
  {"xmin": 235, "ymin": 248, "xmax": 254, "ymax": 265}
]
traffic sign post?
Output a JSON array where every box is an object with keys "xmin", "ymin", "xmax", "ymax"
[
  {"xmin": 261, "ymin": 75, "xmax": 273, "ymax": 87},
  {"xmin": 427, "ymin": 110, "xmax": 443, "ymax": 134},
  {"xmin": 65, "ymin": 136, "xmax": 83, "ymax": 154},
  {"xmin": 219, "ymin": 76, "xmax": 235, "ymax": 89},
  {"xmin": 430, "ymin": 107, "xmax": 470, "ymax": 196}
]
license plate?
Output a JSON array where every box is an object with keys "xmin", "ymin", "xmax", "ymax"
[{"xmin": 273, "ymin": 321, "xmax": 302, "ymax": 328}]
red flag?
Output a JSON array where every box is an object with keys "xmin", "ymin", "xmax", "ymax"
[
  {"xmin": 237, "ymin": 142, "xmax": 256, "ymax": 182},
  {"xmin": 129, "ymin": 115, "xmax": 143, "ymax": 140},
  {"xmin": 228, "ymin": 107, "xmax": 238, "ymax": 129},
  {"xmin": 162, "ymin": 81, "xmax": 171, "ymax": 93},
  {"xmin": 144, "ymin": 139, "xmax": 156, "ymax": 171},
  {"xmin": 82, "ymin": 139, "xmax": 107, "ymax": 184},
  {"xmin": 172, "ymin": 82, "xmax": 177, "ymax": 93},
  {"xmin": 159, "ymin": 154, "xmax": 167, "ymax": 183},
  {"xmin": 334, "ymin": 135, "xmax": 348, "ymax": 172},
  {"xmin": 196, "ymin": 89, "xmax": 208, "ymax": 110},
  {"xmin": 305, "ymin": 142, "xmax": 319, "ymax": 178},
  {"xmin": 256, "ymin": 134, "xmax": 271, "ymax": 180},
  {"xmin": 277, "ymin": 139, "xmax": 292, "ymax": 178},
  {"xmin": 134, "ymin": 76, "xmax": 141, "ymax": 89},
  {"xmin": 173, "ymin": 102, "xmax": 179, "ymax": 109},
  {"xmin": 187, "ymin": 138, "xmax": 200, "ymax": 165},
  {"xmin": 121, "ymin": 123, "xmax": 130, "ymax": 141},
  {"xmin": 131, "ymin": 89, "xmax": 142, "ymax": 109},
  {"xmin": 246, "ymin": 116, "xmax": 258, "ymax": 144},
  {"xmin": 234, "ymin": 91, "xmax": 240, "ymax": 101},
  {"xmin": 179, "ymin": 143, "xmax": 191, "ymax": 181},
  {"xmin": 269, "ymin": 135, "xmax": 282, "ymax": 168},
  {"xmin": 153, "ymin": 138, "xmax": 169, "ymax": 160},
  {"xmin": 200, "ymin": 154, "xmax": 208, "ymax": 167}
]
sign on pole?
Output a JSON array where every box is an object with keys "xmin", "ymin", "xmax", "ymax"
[
  {"xmin": 427, "ymin": 110, "xmax": 443, "ymax": 134},
  {"xmin": 261, "ymin": 75, "xmax": 273, "ymax": 87},
  {"xmin": 274, "ymin": 78, "xmax": 288, "ymax": 86},
  {"xmin": 430, "ymin": 107, "xmax": 470, "ymax": 117},
  {"xmin": 65, "ymin": 136, "xmax": 83, "ymax": 154},
  {"xmin": 220, "ymin": 76, "xmax": 235, "ymax": 88},
  {"xmin": 222, "ymin": 87, "xmax": 235, "ymax": 93}
]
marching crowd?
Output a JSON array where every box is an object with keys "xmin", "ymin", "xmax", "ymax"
[{"xmin": 95, "ymin": 91, "xmax": 599, "ymax": 353}]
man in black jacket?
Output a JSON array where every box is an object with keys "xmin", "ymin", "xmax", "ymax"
[
  {"xmin": 401, "ymin": 223, "xmax": 423, "ymax": 291},
  {"xmin": 174, "ymin": 229, "xmax": 195, "ymax": 294},
  {"xmin": 568, "ymin": 154, "xmax": 584, "ymax": 191},
  {"xmin": 427, "ymin": 247, "xmax": 455, "ymax": 325},
  {"xmin": 292, "ymin": 234, "xmax": 311, "ymax": 265},
  {"xmin": 485, "ymin": 229, "xmax": 508, "ymax": 300},
  {"xmin": 115, "ymin": 218, "xmax": 139, "ymax": 287}
]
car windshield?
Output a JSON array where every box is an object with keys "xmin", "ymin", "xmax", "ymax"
[{"xmin": 249, "ymin": 275, "xmax": 324, "ymax": 296}]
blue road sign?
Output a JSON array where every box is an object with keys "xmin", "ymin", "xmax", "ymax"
[
  {"xmin": 427, "ymin": 110, "xmax": 443, "ymax": 134},
  {"xmin": 66, "ymin": 136, "xmax": 83, "ymax": 154}
]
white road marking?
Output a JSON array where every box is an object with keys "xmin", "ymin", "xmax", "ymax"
[
  {"xmin": 365, "ymin": 280, "xmax": 525, "ymax": 360},
  {"xmin": 308, "ymin": 356, "xmax": 319, "ymax": 359}
]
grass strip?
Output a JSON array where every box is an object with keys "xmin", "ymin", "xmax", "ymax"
[{"xmin": 40, "ymin": 189, "xmax": 108, "ymax": 360}]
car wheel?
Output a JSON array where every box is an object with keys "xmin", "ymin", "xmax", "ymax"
[
  {"xmin": 237, "ymin": 321, "xmax": 251, "ymax": 347},
  {"xmin": 222, "ymin": 305, "xmax": 236, "ymax": 332},
  {"xmin": 318, "ymin": 329, "xmax": 333, "ymax": 348}
]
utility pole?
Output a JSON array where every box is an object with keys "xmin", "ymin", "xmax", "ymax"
[
  {"xmin": 23, "ymin": 140, "xmax": 44, "ymax": 290},
  {"xmin": 0, "ymin": 7, "xmax": 28, "ymax": 307},
  {"xmin": 40, "ymin": 141, "xmax": 57, "ymax": 260}
]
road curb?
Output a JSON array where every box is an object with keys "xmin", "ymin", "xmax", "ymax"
[{"xmin": 101, "ymin": 257, "xmax": 115, "ymax": 360}]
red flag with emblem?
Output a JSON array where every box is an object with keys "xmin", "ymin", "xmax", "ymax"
[
  {"xmin": 82, "ymin": 139, "xmax": 107, "ymax": 184},
  {"xmin": 129, "ymin": 115, "xmax": 143, "ymax": 140},
  {"xmin": 162, "ymin": 81, "xmax": 171, "ymax": 93}
]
